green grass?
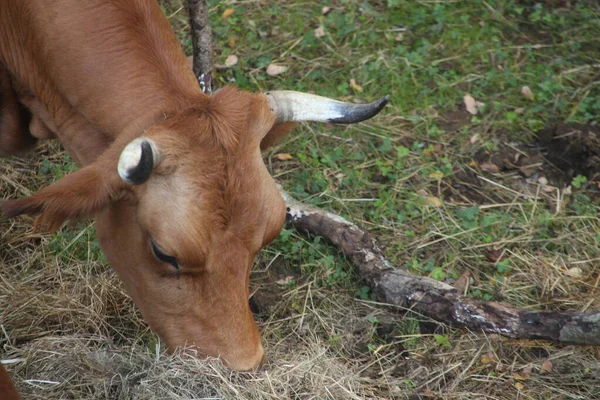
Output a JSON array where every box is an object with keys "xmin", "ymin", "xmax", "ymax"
[
  {"xmin": 198, "ymin": 0, "xmax": 600, "ymax": 307},
  {"xmin": 203, "ymin": 3, "xmax": 600, "ymax": 396},
  {"xmin": 149, "ymin": 0, "xmax": 600, "ymax": 331},
  {"xmin": 80, "ymin": 0, "xmax": 600, "ymax": 351},
  {"xmin": 2, "ymin": 1, "xmax": 600, "ymax": 399}
]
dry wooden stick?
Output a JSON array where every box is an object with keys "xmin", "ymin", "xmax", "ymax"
[
  {"xmin": 187, "ymin": 0, "xmax": 213, "ymax": 94},
  {"xmin": 186, "ymin": 1, "xmax": 600, "ymax": 346},
  {"xmin": 281, "ymin": 189, "xmax": 600, "ymax": 346}
]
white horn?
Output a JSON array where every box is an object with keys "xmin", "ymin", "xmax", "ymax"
[
  {"xmin": 265, "ymin": 90, "xmax": 389, "ymax": 124},
  {"xmin": 117, "ymin": 137, "xmax": 161, "ymax": 185}
]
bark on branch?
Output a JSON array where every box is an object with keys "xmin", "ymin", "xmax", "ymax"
[
  {"xmin": 187, "ymin": 0, "xmax": 213, "ymax": 94},
  {"xmin": 280, "ymin": 189, "xmax": 600, "ymax": 346},
  {"xmin": 186, "ymin": 0, "xmax": 600, "ymax": 346}
]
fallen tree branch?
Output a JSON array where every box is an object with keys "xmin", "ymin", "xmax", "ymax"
[
  {"xmin": 187, "ymin": 0, "xmax": 213, "ymax": 94},
  {"xmin": 186, "ymin": 0, "xmax": 600, "ymax": 346},
  {"xmin": 280, "ymin": 189, "xmax": 600, "ymax": 346}
]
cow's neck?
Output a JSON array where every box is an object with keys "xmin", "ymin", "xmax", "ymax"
[{"xmin": 1, "ymin": 0, "xmax": 205, "ymax": 166}]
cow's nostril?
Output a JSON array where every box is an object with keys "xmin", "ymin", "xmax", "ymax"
[{"xmin": 249, "ymin": 296, "xmax": 261, "ymax": 314}]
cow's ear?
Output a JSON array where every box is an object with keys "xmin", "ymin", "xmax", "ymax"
[
  {"xmin": 259, "ymin": 122, "xmax": 298, "ymax": 152},
  {"xmin": 1, "ymin": 160, "xmax": 127, "ymax": 232}
]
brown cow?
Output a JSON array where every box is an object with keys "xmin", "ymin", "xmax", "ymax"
[
  {"xmin": 0, "ymin": 0, "xmax": 387, "ymax": 370},
  {"xmin": 0, "ymin": 364, "xmax": 20, "ymax": 400}
]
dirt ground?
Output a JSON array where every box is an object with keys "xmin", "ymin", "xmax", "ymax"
[
  {"xmin": 2, "ymin": 1, "xmax": 600, "ymax": 399},
  {"xmin": 443, "ymin": 116, "xmax": 600, "ymax": 207},
  {"xmin": 3, "ymin": 126, "xmax": 599, "ymax": 399}
]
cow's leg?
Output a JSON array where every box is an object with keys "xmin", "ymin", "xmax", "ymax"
[
  {"xmin": 11, "ymin": 79, "xmax": 111, "ymax": 166},
  {"xmin": 0, "ymin": 64, "xmax": 37, "ymax": 156},
  {"xmin": 29, "ymin": 114, "xmax": 54, "ymax": 140},
  {"xmin": 14, "ymin": 91, "xmax": 57, "ymax": 141},
  {"xmin": 9, "ymin": 75, "xmax": 57, "ymax": 141},
  {"xmin": 0, "ymin": 364, "xmax": 20, "ymax": 400}
]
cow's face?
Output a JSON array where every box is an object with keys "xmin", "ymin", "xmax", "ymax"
[
  {"xmin": 96, "ymin": 90, "xmax": 287, "ymax": 370},
  {"xmin": 2, "ymin": 87, "xmax": 387, "ymax": 370}
]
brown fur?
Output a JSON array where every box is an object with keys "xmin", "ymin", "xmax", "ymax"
[
  {"xmin": 2, "ymin": 142, "xmax": 129, "ymax": 232},
  {"xmin": 0, "ymin": 364, "xmax": 20, "ymax": 400},
  {"xmin": 0, "ymin": 0, "xmax": 295, "ymax": 371},
  {"xmin": 0, "ymin": 64, "xmax": 37, "ymax": 156},
  {"xmin": 260, "ymin": 122, "xmax": 298, "ymax": 151}
]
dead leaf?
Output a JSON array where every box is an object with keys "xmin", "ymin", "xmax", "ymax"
[
  {"xmin": 322, "ymin": 6, "xmax": 332, "ymax": 15},
  {"xmin": 480, "ymin": 162, "xmax": 500, "ymax": 173},
  {"xmin": 453, "ymin": 271, "xmax": 471, "ymax": 293},
  {"xmin": 521, "ymin": 86, "xmax": 534, "ymax": 101},
  {"xmin": 229, "ymin": 37, "xmax": 236, "ymax": 48},
  {"xmin": 480, "ymin": 353, "xmax": 497, "ymax": 365},
  {"xmin": 416, "ymin": 189, "xmax": 429, "ymax": 197},
  {"xmin": 519, "ymin": 165, "xmax": 537, "ymax": 177},
  {"xmin": 464, "ymin": 94, "xmax": 485, "ymax": 115},
  {"xmin": 513, "ymin": 373, "xmax": 529, "ymax": 381},
  {"xmin": 464, "ymin": 94, "xmax": 477, "ymax": 114},
  {"xmin": 266, "ymin": 64, "xmax": 288, "ymax": 76},
  {"xmin": 540, "ymin": 359, "xmax": 553, "ymax": 374},
  {"xmin": 275, "ymin": 153, "xmax": 293, "ymax": 161},
  {"xmin": 428, "ymin": 171, "xmax": 444, "ymax": 180},
  {"xmin": 567, "ymin": 267, "xmax": 583, "ymax": 278},
  {"xmin": 521, "ymin": 365, "xmax": 533, "ymax": 376},
  {"xmin": 248, "ymin": 20, "xmax": 256, "ymax": 28},
  {"xmin": 470, "ymin": 133, "xmax": 480, "ymax": 144},
  {"xmin": 424, "ymin": 196, "xmax": 443, "ymax": 208},
  {"xmin": 314, "ymin": 25, "xmax": 325, "ymax": 38},
  {"xmin": 349, "ymin": 78, "xmax": 363, "ymax": 92},
  {"xmin": 275, "ymin": 276, "xmax": 294, "ymax": 286},
  {"xmin": 514, "ymin": 382, "xmax": 525, "ymax": 391},
  {"xmin": 395, "ymin": 33, "xmax": 404, "ymax": 41},
  {"xmin": 222, "ymin": 8, "xmax": 234, "ymax": 20},
  {"xmin": 486, "ymin": 249, "xmax": 505, "ymax": 262},
  {"xmin": 539, "ymin": 176, "xmax": 555, "ymax": 193},
  {"xmin": 225, "ymin": 55, "xmax": 238, "ymax": 67},
  {"xmin": 542, "ymin": 186, "xmax": 556, "ymax": 194}
]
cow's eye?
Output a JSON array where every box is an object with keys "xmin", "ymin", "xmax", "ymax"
[{"xmin": 150, "ymin": 240, "xmax": 179, "ymax": 270}]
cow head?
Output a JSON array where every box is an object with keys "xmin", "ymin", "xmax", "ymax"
[{"xmin": 2, "ymin": 87, "xmax": 388, "ymax": 370}]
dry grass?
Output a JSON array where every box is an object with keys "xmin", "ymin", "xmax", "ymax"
[
  {"xmin": 0, "ymin": 148, "xmax": 374, "ymax": 400},
  {"xmin": 3, "ymin": 144, "xmax": 600, "ymax": 399},
  {"xmin": 3, "ymin": 1, "xmax": 600, "ymax": 399}
]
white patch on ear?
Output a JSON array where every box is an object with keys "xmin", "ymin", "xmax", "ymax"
[{"xmin": 117, "ymin": 137, "xmax": 161, "ymax": 183}]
